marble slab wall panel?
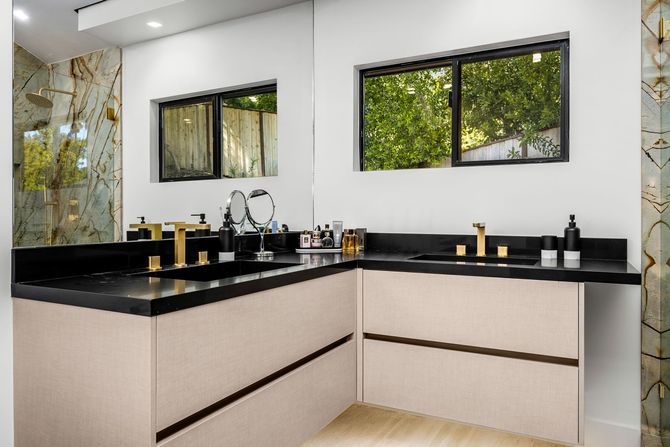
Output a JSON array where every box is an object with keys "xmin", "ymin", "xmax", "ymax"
[
  {"xmin": 642, "ymin": 1, "xmax": 670, "ymax": 445},
  {"xmin": 12, "ymin": 44, "xmax": 122, "ymax": 247}
]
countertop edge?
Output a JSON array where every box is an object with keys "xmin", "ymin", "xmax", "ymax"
[{"xmin": 11, "ymin": 257, "xmax": 641, "ymax": 316}]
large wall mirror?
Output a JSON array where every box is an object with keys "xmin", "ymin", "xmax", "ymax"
[{"xmin": 12, "ymin": 0, "xmax": 315, "ymax": 246}]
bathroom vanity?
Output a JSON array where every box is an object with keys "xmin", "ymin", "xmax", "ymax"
[{"xmin": 10, "ymin": 233, "xmax": 639, "ymax": 447}]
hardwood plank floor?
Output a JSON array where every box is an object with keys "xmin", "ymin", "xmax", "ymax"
[{"xmin": 301, "ymin": 404, "xmax": 567, "ymax": 447}]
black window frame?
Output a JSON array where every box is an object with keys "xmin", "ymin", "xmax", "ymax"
[
  {"xmin": 158, "ymin": 94, "xmax": 221, "ymax": 182},
  {"xmin": 158, "ymin": 83, "xmax": 277, "ymax": 182},
  {"xmin": 358, "ymin": 39, "xmax": 569, "ymax": 171}
]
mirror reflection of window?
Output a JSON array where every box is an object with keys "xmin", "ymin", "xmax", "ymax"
[
  {"xmin": 222, "ymin": 87, "xmax": 278, "ymax": 178},
  {"xmin": 160, "ymin": 96, "xmax": 217, "ymax": 181}
]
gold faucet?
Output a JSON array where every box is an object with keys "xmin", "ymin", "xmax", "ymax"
[
  {"xmin": 164, "ymin": 221, "xmax": 211, "ymax": 267},
  {"xmin": 473, "ymin": 222, "xmax": 486, "ymax": 257}
]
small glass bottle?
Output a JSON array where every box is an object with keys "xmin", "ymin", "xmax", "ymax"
[
  {"xmin": 311, "ymin": 231, "xmax": 322, "ymax": 248},
  {"xmin": 300, "ymin": 230, "xmax": 311, "ymax": 249},
  {"xmin": 342, "ymin": 229, "xmax": 356, "ymax": 253},
  {"xmin": 322, "ymin": 231, "xmax": 334, "ymax": 248}
]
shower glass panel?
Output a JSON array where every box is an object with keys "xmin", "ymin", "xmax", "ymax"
[{"xmin": 13, "ymin": 45, "xmax": 122, "ymax": 247}]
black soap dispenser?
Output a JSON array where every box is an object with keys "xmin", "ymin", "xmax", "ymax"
[
  {"xmin": 564, "ymin": 214, "xmax": 581, "ymax": 261},
  {"xmin": 137, "ymin": 216, "xmax": 151, "ymax": 240},
  {"xmin": 191, "ymin": 213, "xmax": 210, "ymax": 237},
  {"xmin": 219, "ymin": 212, "xmax": 235, "ymax": 261}
]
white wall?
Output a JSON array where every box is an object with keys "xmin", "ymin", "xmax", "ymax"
[
  {"xmin": 1, "ymin": 0, "xmax": 13, "ymax": 445},
  {"xmin": 313, "ymin": 0, "xmax": 640, "ymax": 442},
  {"xmin": 122, "ymin": 1, "xmax": 314, "ymax": 232}
]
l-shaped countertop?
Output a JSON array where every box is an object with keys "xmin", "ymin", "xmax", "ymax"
[{"xmin": 12, "ymin": 250, "xmax": 640, "ymax": 316}]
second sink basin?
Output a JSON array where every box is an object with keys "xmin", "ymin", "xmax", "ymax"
[
  {"xmin": 409, "ymin": 253, "xmax": 538, "ymax": 266},
  {"xmin": 139, "ymin": 260, "xmax": 301, "ymax": 282}
]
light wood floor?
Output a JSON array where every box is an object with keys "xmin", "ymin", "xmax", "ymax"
[{"xmin": 302, "ymin": 404, "xmax": 566, "ymax": 447}]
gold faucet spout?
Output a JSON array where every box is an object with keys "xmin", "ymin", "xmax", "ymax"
[
  {"xmin": 165, "ymin": 222, "xmax": 212, "ymax": 267},
  {"xmin": 472, "ymin": 222, "xmax": 486, "ymax": 257}
]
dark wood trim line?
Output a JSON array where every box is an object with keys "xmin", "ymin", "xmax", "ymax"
[
  {"xmin": 364, "ymin": 333, "xmax": 578, "ymax": 367},
  {"xmin": 155, "ymin": 334, "xmax": 353, "ymax": 442}
]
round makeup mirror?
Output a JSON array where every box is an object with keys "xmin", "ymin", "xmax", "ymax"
[
  {"xmin": 226, "ymin": 190, "xmax": 247, "ymax": 233},
  {"xmin": 246, "ymin": 189, "xmax": 276, "ymax": 258}
]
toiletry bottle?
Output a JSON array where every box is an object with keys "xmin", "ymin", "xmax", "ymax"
[
  {"xmin": 218, "ymin": 212, "xmax": 235, "ymax": 261},
  {"xmin": 137, "ymin": 216, "xmax": 150, "ymax": 240},
  {"xmin": 564, "ymin": 214, "xmax": 581, "ymax": 260},
  {"xmin": 343, "ymin": 229, "xmax": 355, "ymax": 253},
  {"xmin": 191, "ymin": 213, "xmax": 210, "ymax": 237},
  {"xmin": 333, "ymin": 221, "xmax": 343, "ymax": 248},
  {"xmin": 300, "ymin": 230, "xmax": 311, "ymax": 249},
  {"xmin": 311, "ymin": 231, "xmax": 322, "ymax": 248},
  {"xmin": 322, "ymin": 231, "xmax": 334, "ymax": 248}
]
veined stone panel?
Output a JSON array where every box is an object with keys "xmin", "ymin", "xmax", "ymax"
[{"xmin": 642, "ymin": 1, "xmax": 670, "ymax": 445}]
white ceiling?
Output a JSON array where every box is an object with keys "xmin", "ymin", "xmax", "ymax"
[{"xmin": 13, "ymin": 0, "xmax": 308, "ymax": 64}]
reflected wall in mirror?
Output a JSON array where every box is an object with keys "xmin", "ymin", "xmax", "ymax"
[
  {"xmin": 13, "ymin": 43, "xmax": 122, "ymax": 247},
  {"xmin": 223, "ymin": 86, "xmax": 278, "ymax": 178}
]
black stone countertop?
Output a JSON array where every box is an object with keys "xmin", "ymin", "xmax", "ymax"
[{"xmin": 12, "ymin": 250, "xmax": 641, "ymax": 316}]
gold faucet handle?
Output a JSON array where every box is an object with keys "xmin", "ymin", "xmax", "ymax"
[{"xmin": 473, "ymin": 222, "xmax": 486, "ymax": 228}]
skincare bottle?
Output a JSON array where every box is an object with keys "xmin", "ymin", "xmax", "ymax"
[
  {"xmin": 322, "ymin": 231, "xmax": 334, "ymax": 248},
  {"xmin": 300, "ymin": 231, "xmax": 311, "ymax": 249},
  {"xmin": 564, "ymin": 214, "xmax": 581, "ymax": 260},
  {"xmin": 343, "ymin": 229, "xmax": 358, "ymax": 254},
  {"xmin": 311, "ymin": 231, "xmax": 322, "ymax": 248},
  {"xmin": 218, "ymin": 212, "xmax": 235, "ymax": 261},
  {"xmin": 333, "ymin": 221, "xmax": 343, "ymax": 248}
]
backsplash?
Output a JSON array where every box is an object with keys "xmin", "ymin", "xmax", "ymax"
[{"xmin": 12, "ymin": 44, "xmax": 122, "ymax": 247}]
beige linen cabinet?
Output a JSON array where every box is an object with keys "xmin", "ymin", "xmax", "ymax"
[
  {"xmin": 361, "ymin": 270, "xmax": 585, "ymax": 445},
  {"xmin": 13, "ymin": 271, "xmax": 357, "ymax": 447}
]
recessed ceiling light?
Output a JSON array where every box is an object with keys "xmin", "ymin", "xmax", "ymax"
[
  {"xmin": 146, "ymin": 21, "xmax": 163, "ymax": 28},
  {"xmin": 13, "ymin": 9, "xmax": 29, "ymax": 22}
]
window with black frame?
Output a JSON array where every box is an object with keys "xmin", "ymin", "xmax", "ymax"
[
  {"xmin": 159, "ymin": 95, "xmax": 219, "ymax": 181},
  {"xmin": 359, "ymin": 39, "xmax": 568, "ymax": 171},
  {"xmin": 158, "ymin": 84, "xmax": 277, "ymax": 182}
]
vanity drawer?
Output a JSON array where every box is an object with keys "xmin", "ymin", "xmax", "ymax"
[
  {"xmin": 156, "ymin": 270, "xmax": 356, "ymax": 431},
  {"xmin": 363, "ymin": 339, "xmax": 579, "ymax": 445},
  {"xmin": 158, "ymin": 340, "xmax": 356, "ymax": 447},
  {"xmin": 364, "ymin": 270, "xmax": 579, "ymax": 358}
]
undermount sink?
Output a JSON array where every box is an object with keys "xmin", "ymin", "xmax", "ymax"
[
  {"xmin": 138, "ymin": 260, "xmax": 301, "ymax": 282},
  {"xmin": 409, "ymin": 253, "xmax": 538, "ymax": 266}
]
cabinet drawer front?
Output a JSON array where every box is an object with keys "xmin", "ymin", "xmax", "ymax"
[
  {"xmin": 363, "ymin": 339, "xmax": 578, "ymax": 445},
  {"xmin": 158, "ymin": 340, "xmax": 356, "ymax": 447},
  {"xmin": 364, "ymin": 270, "xmax": 578, "ymax": 358},
  {"xmin": 156, "ymin": 271, "xmax": 356, "ymax": 430}
]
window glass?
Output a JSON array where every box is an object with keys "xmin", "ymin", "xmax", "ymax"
[
  {"xmin": 359, "ymin": 40, "xmax": 567, "ymax": 170},
  {"xmin": 362, "ymin": 65, "xmax": 452, "ymax": 171},
  {"xmin": 460, "ymin": 49, "xmax": 562, "ymax": 162}
]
